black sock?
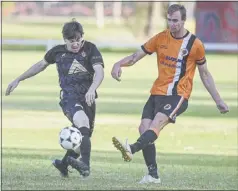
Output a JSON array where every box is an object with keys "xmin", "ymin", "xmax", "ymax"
[
  {"xmin": 62, "ymin": 150, "xmax": 80, "ymax": 166},
  {"xmin": 130, "ymin": 129, "xmax": 158, "ymax": 154},
  {"xmin": 79, "ymin": 127, "xmax": 91, "ymax": 167},
  {"xmin": 142, "ymin": 143, "xmax": 158, "ymax": 179}
]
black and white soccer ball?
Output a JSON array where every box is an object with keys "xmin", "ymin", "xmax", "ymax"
[{"xmin": 59, "ymin": 126, "xmax": 83, "ymax": 150}]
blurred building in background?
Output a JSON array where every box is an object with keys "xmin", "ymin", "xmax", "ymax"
[
  {"xmin": 4, "ymin": 1, "xmax": 134, "ymax": 17},
  {"xmin": 3, "ymin": 1, "xmax": 195, "ymax": 18},
  {"xmin": 2, "ymin": 1, "xmax": 238, "ymax": 53},
  {"xmin": 196, "ymin": 2, "xmax": 238, "ymax": 43}
]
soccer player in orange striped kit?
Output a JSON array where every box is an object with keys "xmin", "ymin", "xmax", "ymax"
[{"xmin": 111, "ymin": 4, "xmax": 229, "ymax": 184}]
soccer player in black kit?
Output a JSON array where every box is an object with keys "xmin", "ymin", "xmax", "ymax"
[{"xmin": 5, "ymin": 19, "xmax": 105, "ymax": 178}]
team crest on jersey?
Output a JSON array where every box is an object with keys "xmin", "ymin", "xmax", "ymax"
[
  {"xmin": 81, "ymin": 51, "xmax": 86, "ymax": 57},
  {"xmin": 68, "ymin": 59, "xmax": 87, "ymax": 74},
  {"xmin": 164, "ymin": 104, "xmax": 171, "ymax": 110},
  {"xmin": 181, "ymin": 48, "xmax": 188, "ymax": 57}
]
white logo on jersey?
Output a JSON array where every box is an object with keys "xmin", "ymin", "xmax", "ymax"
[
  {"xmin": 81, "ymin": 51, "xmax": 86, "ymax": 57},
  {"xmin": 68, "ymin": 59, "xmax": 87, "ymax": 74},
  {"xmin": 164, "ymin": 104, "xmax": 172, "ymax": 110}
]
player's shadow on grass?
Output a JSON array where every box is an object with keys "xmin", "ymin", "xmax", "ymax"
[{"xmin": 2, "ymin": 147, "xmax": 237, "ymax": 168}]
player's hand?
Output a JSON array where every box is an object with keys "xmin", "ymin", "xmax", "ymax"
[
  {"xmin": 111, "ymin": 63, "xmax": 122, "ymax": 81},
  {"xmin": 85, "ymin": 88, "xmax": 96, "ymax": 107},
  {"xmin": 5, "ymin": 79, "xmax": 20, "ymax": 96},
  {"xmin": 216, "ymin": 100, "xmax": 229, "ymax": 114}
]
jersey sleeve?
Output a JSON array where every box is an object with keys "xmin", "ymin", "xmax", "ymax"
[
  {"xmin": 141, "ymin": 34, "xmax": 159, "ymax": 55},
  {"xmin": 195, "ymin": 39, "xmax": 206, "ymax": 65},
  {"xmin": 44, "ymin": 46, "xmax": 58, "ymax": 64},
  {"xmin": 90, "ymin": 44, "xmax": 104, "ymax": 68}
]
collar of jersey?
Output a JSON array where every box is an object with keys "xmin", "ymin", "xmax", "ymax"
[{"xmin": 170, "ymin": 30, "xmax": 190, "ymax": 40}]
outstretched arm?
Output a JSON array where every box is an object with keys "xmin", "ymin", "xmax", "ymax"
[
  {"xmin": 111, "ymin": 33, "xmax": 158, "ymax": 81},
  {"xmin": 116, "ymin": 49, "xmax": 147, "ymax": 67},
  {"xmin": 111, "ymin": 49, "xmax": 147, "ymax": 81},
  {"xmin": 5, "ymin": 59, "xmax": 50, "ymax": 96},
  {"xmin": 198, "ymin": 63, "xmax": 229, "ymax": 113}
]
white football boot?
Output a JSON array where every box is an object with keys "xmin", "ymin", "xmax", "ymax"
[
  {"xmin": 139, "ymin": 174, "xmax": 161, "ymax": 184},
  {"xmin": 112, "ymin": 137, "xmax": 133, "ymax": 162}
]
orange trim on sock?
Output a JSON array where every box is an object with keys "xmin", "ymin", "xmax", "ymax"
[{"xmin": 149, "ymin": 128, "xmax": 160, "ymax": 137}]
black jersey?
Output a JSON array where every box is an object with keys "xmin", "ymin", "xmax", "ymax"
[{"xmin": 44, "ymin": 41, "xmax": 104, "ymax": 101}]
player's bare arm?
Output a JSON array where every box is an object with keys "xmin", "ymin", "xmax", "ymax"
[
  {"xmin": 85, "ymin": 64, "xmax": 104, "ymax": 106},
  {"xmin": 5, "ymin": 59, "xmax": 50, "ymax": 96},
  {"xmin": 111, "ymin": 49, "xmax": 147, "ymax": 81},
  {"xmin": 197, "ymin": 63, "xmax": 229, "ymax": 114},
  {"xmin": 117, "ymin": 49, "xmax": 147, "ymax": 67}
]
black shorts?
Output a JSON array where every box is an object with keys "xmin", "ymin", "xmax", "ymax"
[
  {"xmin": 59, "ymin": 98, "xmax": 96, "ymax": 136},
  {"xmin": 141, "ymin": 95, "xmax": 188, "ymax": 123}
]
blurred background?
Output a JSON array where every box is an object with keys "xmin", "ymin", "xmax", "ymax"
[
  {"xmin": 2, "ymin": 1, "xmax": 238, "ymax": 51},
  {"xmin": 1, "ymin": 1, "xmax": 238, "ymax": 190}
]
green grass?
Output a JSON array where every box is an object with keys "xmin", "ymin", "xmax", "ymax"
[
  {"xmin": 2, "ymin": 50, "xmax": 238, "ymax": 190},
  {"xmin": 2, "ymin": 20, "xmax": 136, "ymax": 41},
  {"xmin": 2, "ymin": 119, "xmax": 238, "ymax": 190},
  {"xmin": 2, "ymin": 18, "xmax": 195, "ymax": 41}
]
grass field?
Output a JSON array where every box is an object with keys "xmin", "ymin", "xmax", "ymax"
[
  {"xmin": 2, "ymin": 50, "xmax": 238, "ymax": 190},
  {"xmin": 2, "ymin": 18, "xmax": 195, "ymax": 42},
  {"xmin": 2, "ymin": 20, "xmax": 135, "ymax": 42}
]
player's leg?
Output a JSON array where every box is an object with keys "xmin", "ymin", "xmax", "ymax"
[
  {"xmin": 66, "ymin": 103, "xmax": 92, "ymax": 177},
  {"xmin": 113, "ymin": 95, "xmax": 188, "ymax": 184},
  {"xmin": 52, "ymin": 100, "xmax": 80, "ymax": 177},
  {"xmin": 113, "ymin": 95, "xmax": 154, "ymax": 162},
  {"xmin": 140, "ymin": 122, "xmax": 159, "ymax": 179},
  {"xmin": 52, "ymin": 148, "xmax": 79, "ymax": 177},
  {"xmin": 130, "ymin": 96, "xmax": 188, "ymax": 155},
  {"xmin": 59, "ymin": 101, "xmax": 82, "ymax": 164},
  {"xmin": 139, "ymin": 119, "xmax": 160, "ymax": 182},
  {"xmin": 112, "ymin": 95, "xmax": 160, "ymax": 183},
  {"xmin": 138, "ymin": 96, "xmax": 159, "ymax": 180},
  {"xmin": 53, "ymin": 99, "xmax": 91, "ymax": 177},
  {"xmin": 129, "ymin": 112, "xmax": 169, "ymax": 156},
  {"xmin": 136, "ymin": 96, "xmax": 188, "ymax": 182},
  {"xmin": 76, "ymin": 101, "xmax": 96, "ymax": 167},
  {"xmin": 66, "ymin": 102, "xmax": 96, "ymax": 178},
  {"xmin": 71, "ymin": 101, "xmax": 95, "ymax": 171},
  {"xmin": 112, "ymin": 112, "xmax": 167, "ymax": 184},
  {"xmin": 113, "ymin": 95, "xmax": 159, "ymax": 179},
  {"xmin": 86, "ymin": 101, "xmax": 96, "ymax": 138}
]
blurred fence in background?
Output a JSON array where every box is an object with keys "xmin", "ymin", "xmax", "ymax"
[{"xmin": 2, "ymin": 1, "xmax": 238, "ymax": 52}]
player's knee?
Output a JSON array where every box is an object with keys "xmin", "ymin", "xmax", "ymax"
[
  {"xmin": 138, "ymin": 119, "xmax": 152, "ymax": 135},
  {"xmin": 138, "ymin": 124, "xmax": 144, "ymax": 135},
  {"xmin": 73, "ymin": 110, "xmax": 90, "ymax": 129},
  {"xmin": 150, "ymin": 112, "xmax": 169, "ymax": 132},
  {"xmin": 138, "ymin": 124, "xmax": 147, "ymax": 135}
]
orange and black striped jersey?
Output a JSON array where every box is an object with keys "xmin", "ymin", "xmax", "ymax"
[{"xmin": 141, "ymin": 29, "xmax": 206, "ymax": 100}]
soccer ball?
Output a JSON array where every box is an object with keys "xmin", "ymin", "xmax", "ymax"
[{"xmin": 59, "ymin": 126, "xmax": 83, "ymax": 150}]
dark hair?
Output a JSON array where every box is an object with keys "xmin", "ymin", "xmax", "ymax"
[
  {"xmin": 167, "ymin": 4, "xmax": 186, "ymax": 21},
  {"xmin": 62, "ymin": 18, "xmax": 84, "ymax": 39}
]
